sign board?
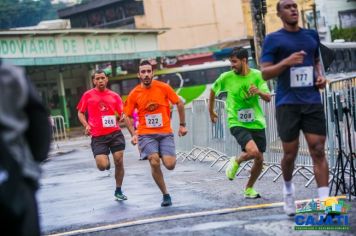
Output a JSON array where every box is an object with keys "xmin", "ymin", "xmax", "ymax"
[{"xmin": 0, "ymin": 33, "xmax": 158, "ymax": 65}]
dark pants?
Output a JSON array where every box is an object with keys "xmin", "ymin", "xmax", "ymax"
[{"xmin": 0, "ymin": 180, "xmax": 40, "ymax": 236}]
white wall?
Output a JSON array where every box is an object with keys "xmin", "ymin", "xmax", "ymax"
[{"xmin": 316, "ymin": 0, "xmax": 356, "ymax": 28}]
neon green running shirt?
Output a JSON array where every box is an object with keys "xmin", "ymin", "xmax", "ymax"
[{"xmin": 211, "ymin": 69, "xmax": 270, "ymax": 129}]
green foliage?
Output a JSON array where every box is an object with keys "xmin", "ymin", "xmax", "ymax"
[
  {"xmin": 0, "ymin": 0, "xmax": 65, "ymax": 29},
  {"xmin": 330, "ymin": 26, "xmax": 356, "ymax": 42}
]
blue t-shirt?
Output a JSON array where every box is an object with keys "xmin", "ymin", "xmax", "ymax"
[{"xmin": 261, "ymin": 28, "xmax": 322, "ymax": 107}]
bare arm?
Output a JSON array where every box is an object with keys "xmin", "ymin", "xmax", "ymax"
[
  {"xmin": 261, "ymin": 61, "xmax": 288, "ymax": 80},
  {"xmin": 176, "ymin": 100, "xmax": 187, "ymax": 137},
  {"xmin": 123, "ymin": 114, "xmax": 135, "ymax": 137},
  {"xmin": 261, "ymin": 51, "xmax": 307, "ymax": 80},
  {"xmin": 123, "ymin": 114, "xmax": 138, "ymax": 145},
  {"xmin": 258, "ymin": 90, "xmax": 271, "ymax": 102},
  {"xmin": 208, "ymin": 90, "xmax": 218, "ymax": 123},
  {"xmin": 78, "ymin": 111, "xmax": 91, "ymax": 135},
  {"xmin": 314, "ymin": 58, "xmax": 327, "ymax": 89}
]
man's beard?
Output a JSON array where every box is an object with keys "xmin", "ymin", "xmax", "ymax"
[
  {"xmin": 142, "ymin": 77, "xmax": 152, "ymax": 85},
  {"xmin": 233, "ymin": 67, "xmax": 242, "ymax": 75}
]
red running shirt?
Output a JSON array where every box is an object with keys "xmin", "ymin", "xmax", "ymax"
[{"xmin": 77, "ymin": 88, "xmax": 123, "ymax": 137}]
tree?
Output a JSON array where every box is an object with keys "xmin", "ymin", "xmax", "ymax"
[{"xmin": 0, "ymin": 0, "xmax": 65, "ymax": 29}]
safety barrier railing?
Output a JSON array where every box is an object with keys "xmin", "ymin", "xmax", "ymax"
[
  {"xmin": 50, "ymin": 115, "xmax": 67, "ymax": 143},
  {"xmin": 325, "ymin": 76, "xmax": 356, "ymax": 197},
  {"xmin": 174, "ymin": 76, "xmax": 355, "ymax": 188},
  {"xmin": 172, "ymin": 107, "xmax": 194, "ymax": 161}
]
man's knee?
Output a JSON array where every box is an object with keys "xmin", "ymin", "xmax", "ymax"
[
  {"xmin": 165, "ymin": 161, "xmax": 176, "ymax": 170},
  {"xmin": 162, "ymin": 156, "xmax": 176, "ymax": 170},
  {"xmin": 96, "ymin": 163, "xmax": 107, "ymax": 171},
  {"xmin": 246, "ymin": 148, "xmax": 260, "ymax": 160},
  {"xmin": 283, "ymin": 147, "xmax": 298, "ymax": 161},
  {"xmin": 148, "ymin": 153, "xmax": 160, "ymax": 168},
  {"xmin": 310, "ymin": 142, "xmax": 326, "ymax": 160},
  {"xmin": 113, "ymin": 152, "xmax": 124, "ymax": 166},
  {"xmin": 95, "ymin": 155, "xmax": 109, "ymax": 171}
]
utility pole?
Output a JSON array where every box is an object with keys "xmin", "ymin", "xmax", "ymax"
[{"xmin": 250, "ymin": 0, "xmax": 267, "ymax": 67}]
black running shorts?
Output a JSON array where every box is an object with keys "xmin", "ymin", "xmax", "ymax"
[
  {"xmin": 230, "ymin": 126, "xmax": 266, "ymax": 153},
  {"xmin": 276, "ymin": 104, "xmax": 326, "ymax": 142},
  {"xmin": 91, "ymin": 130, "xmax": 125, "ymax": 157}
]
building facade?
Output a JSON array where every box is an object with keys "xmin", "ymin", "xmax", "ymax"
[
  {"xmin": 59, "ymin": 0, "xmax": 250, "ymax": 50},
  {"xmin": 315, "ymin": 0, "xmax": 356, "ymax": 41}
]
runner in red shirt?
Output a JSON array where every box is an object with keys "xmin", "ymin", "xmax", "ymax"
[{"xmin": 77, "ymin": 69, "xmax": 135, "ymax": 201}]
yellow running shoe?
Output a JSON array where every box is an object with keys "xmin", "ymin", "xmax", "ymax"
[
  {"xmin": 244, "ymin": 187, "xmax": 261, "ymax": 199},
  {"xmin": 225, "ymin": 157, "xmax": 239, "ymax": 180}
]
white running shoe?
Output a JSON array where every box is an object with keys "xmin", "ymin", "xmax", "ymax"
[{"xmin": 283, "ymin": 184, "xmax": 296, "ymax": 217}]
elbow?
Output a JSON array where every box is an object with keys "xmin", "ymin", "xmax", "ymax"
[
  {"xmin": 261, "ymin": 69, "xmax": 270, "ymax": 81},
  {"xmin": 177, "ymin": 100, "xmax": 184, "ymax": 108}
]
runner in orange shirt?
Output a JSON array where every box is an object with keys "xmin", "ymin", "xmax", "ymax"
[
  {"xmin": 124, "ymin": 60, "xmax": 188, "ymax": 207},
  {"xmin": 77, "ymin": 69, "xmax": 135, "ymax": 201}
]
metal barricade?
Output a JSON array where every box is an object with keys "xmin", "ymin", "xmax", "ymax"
[
  {"xmin": 50, "ymin": 115, "xmax": 67, "ymax": 142},
  {"xmin": 326, "ymin": 76, "xmax": 356, "ymax": 196},
  {"xmin": 187, "ymin": 100, "xmax": 211, "ymax": 161},
  {"xmin": 259, "ymin": 95, "xmax": 283, "ymax": 180},
  {"xmin": 176, "ymin": 76, "xmax": 355, "ymax": 189},
  {"xmin": 172, "ymin": 107, "xmax": 194, "ymax": 161}
]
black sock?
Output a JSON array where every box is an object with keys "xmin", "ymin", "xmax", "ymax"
[{"xmin": 115, "ymin": 187, "xmax": 122, "ymax": 194}]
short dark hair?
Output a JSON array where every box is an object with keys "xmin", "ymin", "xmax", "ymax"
[
  {"xmin": 139, "ymin": 60, "xmax": 152, "ymax": 67},
  {"xmin": 276, "ymin": 1, "xmax": 281, "ymax": 12},
  {"xmin": 91, "ymin": 69, "xmax": 106, "ymax": 80},
  {"xmin": 230, "ymin": 47, "xmax": 248, "ymax": 60}
]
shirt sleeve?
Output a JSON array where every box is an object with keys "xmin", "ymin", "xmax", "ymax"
[
  {"xmin": 77, "ymin": 92, "xmax": 88, "ymax": 113},
  {"xmin": 165, "ymin": 84, "xmax": 180, "ymax": 104},
  {"xmin": 313, "ymin": 30, "xmax": 320, "ymax": 60},
  {"xmin": 260, "ymin": 35, "xmax": 276, "ymax": 64},
  {"xmin": 123, "ymin": 92, "xmax": 135, "ymax": 118},
  {"xmin": 211, "ymin": 74, "xmax": 223, "ymax": 96},
  {"xmin": 115, "ymin": 94, "xmax": 124, "ymax": 115}
]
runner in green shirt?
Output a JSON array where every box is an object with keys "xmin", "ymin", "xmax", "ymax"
[{"xmin": 209, "ymin": 47, "xmax": 271, "ymax": 198}]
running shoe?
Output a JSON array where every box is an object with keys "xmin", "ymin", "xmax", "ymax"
[
  {"xmin": 161, "ymin": 194, "xmax": 172, "ymax": 207},
  {"xmin": 283, "ymin": 184, "xmax": 296, "ymax": 217},
  {"xmin": 244, "ymin": 187, "xmax": 261, "ymax": 199},
  {"xmin": 225, "ymin": 157, "xmax": 239, "ymax": 180},
  {"xmin": 114, "ymin": 191, "xmax": 128, "ymax": 201}
]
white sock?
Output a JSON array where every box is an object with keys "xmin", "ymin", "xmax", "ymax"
[
  {"xmin": 283, "ymin": 181, "xmax": 293, "ymax": 194},
  {"xmin": 318, "ymin": 187, "xmax": 329, "ymax": 201}
]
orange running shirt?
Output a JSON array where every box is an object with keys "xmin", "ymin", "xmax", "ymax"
[{"xmin": 124, "ymin": 80, "xmax": 179, "ymax": 135}]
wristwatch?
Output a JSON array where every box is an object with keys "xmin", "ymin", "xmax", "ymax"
[{"xmin": 180, "ymin": 122, "xmax": 186, "ymax": 127}]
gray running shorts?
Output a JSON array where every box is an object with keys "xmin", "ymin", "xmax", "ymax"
[{"xmin": 138, "ymin": 133, "xmax": 176, "ymax": 159}]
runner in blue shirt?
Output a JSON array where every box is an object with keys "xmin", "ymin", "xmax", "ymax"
[{"xmin": 260, "ymin": 0, "xmax": 329, "ymax": 217}]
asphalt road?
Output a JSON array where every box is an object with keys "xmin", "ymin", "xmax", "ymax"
[{"xmin": 38, "ymin": 129, "xmax": 356, "ymax": 236}]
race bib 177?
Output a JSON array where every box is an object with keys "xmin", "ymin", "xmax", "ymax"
[{"xmin": 290, "ymin": 66, "xmax": 313, "ymax": 87}]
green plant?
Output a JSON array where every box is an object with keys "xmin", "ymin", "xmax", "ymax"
[{"xmin": 330, "ymin": 26, "xmax": 356, "ymax": 42}]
